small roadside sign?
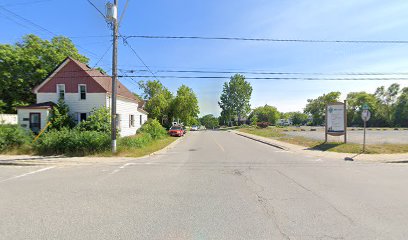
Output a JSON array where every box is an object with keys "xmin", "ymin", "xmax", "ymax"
[
  {"xmin": 361, "ymin": 109, "xmax": 371, "ymax": 122},
  {"xmin": 361, "ymin": 109, "xmax": 371, "ymax": 153}
]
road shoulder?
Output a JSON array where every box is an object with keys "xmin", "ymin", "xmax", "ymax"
[{"xmin": 231, "ymin": 130, "xmax": 408, "ymax": 163}]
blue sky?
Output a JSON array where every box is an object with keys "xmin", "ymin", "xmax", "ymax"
[{"xmin": 1, "ymin": 0, "xmax": 408, "ymax": 116}]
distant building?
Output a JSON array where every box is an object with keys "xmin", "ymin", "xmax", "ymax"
[
  {"xmin": 17, "ymin": 57, "xmax": 148, "ymax": 136},
  {"xmin": 277, "ymin": 118, "xmax": 293, "ymax": 126}
]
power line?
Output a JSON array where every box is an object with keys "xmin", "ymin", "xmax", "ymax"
[
  {"xmin": 121, "ymin": 35, "xmax": 160, "ymax": 81},
  {"xmin": 93, "ymin": 44, "xmax": 112, "ymax": 68},
  {"xmin": 123, "ymin": 35, "xmax": 408, "ymax": 44},
  {"xmin": 130, "ymin": 69, "xmax": 408, "ymax": 76},
  {"xmin": 0, "ymin": 5, "xmax": 101, "ymax": 58},
  {"xmin": 118, "ymin": 75, "xmax": 408, "ymax": 81},
  {"xmin": 86, "ymin": 0, "xmax": 106, "ymax": 20}
]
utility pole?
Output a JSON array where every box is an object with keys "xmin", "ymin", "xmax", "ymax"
[{"xmin": 108, "ymin": 0, "xmax": 118, "ymax": 153}]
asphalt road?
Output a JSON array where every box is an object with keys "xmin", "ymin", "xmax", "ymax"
[{"xmin": 1, "ymin": 131, "xmax": 408, "ymax": 239}]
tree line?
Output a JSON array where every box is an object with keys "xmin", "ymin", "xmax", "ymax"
[{"xmin": 216, "ymin": 74, "xmax": 407, "ymax": 127}]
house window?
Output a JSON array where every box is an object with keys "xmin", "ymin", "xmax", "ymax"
[
  {"xmin": 79, "ymin": 113, "xmax": 87, "ymax": 122},
  {"xmin": 79, "ymin": 84, "xmax": 86, "ymax": 100},
  {"xmin": 140, "ymin": 115, "xmax": 143, "ymax": 125},
  {"xmin": 130, "ymin": 115, "xmax": 135, "ymax": 127},
  {"xmin": 116, "ymin": 114, "xmax": 120, "ymax": 128},
  {"xmin": 57, "ymin": 84, "xmax": 65, "ymax": 100}
]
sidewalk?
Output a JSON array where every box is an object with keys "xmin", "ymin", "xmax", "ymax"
[{"xmin": 231, "ymin": 130, "xmax": 408, "ymax": 163}]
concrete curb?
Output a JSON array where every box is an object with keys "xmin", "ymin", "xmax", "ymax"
[
  {"xmin": 233, "ymin": 131, "xmax": 288, "ymax": 151},
  {"xmin": 230, "ymin": 129, "xmax": 408, "ymax": 163},
  {"xmin": 149, "ymin": 136, "xmax": 183, "ymax": 156}
]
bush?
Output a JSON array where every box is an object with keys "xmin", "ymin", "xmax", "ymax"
[
  {"xmin": 0, "ymin": 124, "xmax": 33, "ymax": 152},
  {"xmin": 118, "ymin": 133, "xmax": 153, "ymax": 149},
  {"xmin": 137, "ymin": 119, "xmax": 167, "ymax": 140},
  {"xmin": 77, "ymin": 107, "xmax": 111, "ymax": 133},
  {"xmin": 257, "ymin": 122, "xmax": 270, "ymax": 128},
  {"xmin": 34, "ymin": 128, "xmax": 110, "ymax": 156},
  {"xmin": 48, "ymin": 99, "xmax": 75, "ymax": 130}
]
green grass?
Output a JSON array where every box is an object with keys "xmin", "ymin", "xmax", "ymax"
[
  {"xmin": 238, "ymin": 127, "xmax": 408, "ymax": 154},
  {"xmin": 97, "ymin": 136, "xmax": 177, "ymax": 158}
]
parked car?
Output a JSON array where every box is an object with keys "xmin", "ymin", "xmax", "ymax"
[
  {"xmin": 169, "ymin": 126, "xmax": 184, "ymax": 137},
  {"xmin": 182, "ymin": 126, "xmax": 187, "ymax": 135},
  {"xmin": 191, "ymin": 125, "xmax": 199, "ymax": 131}
]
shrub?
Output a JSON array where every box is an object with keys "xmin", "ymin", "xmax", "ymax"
[
  {"xmin": 0, "ymin": 124, "xmax": 33, "ymax": 152},
  {"xmin": 137, "ymin": 119, "xmax": 167, "ymax": 139},
  {"xmin": 77, "ymin": 107, "xmax": 111, "ymax": 133},
  {"xmin": 34, "ymin": 128, "xmax": 110, "ymax": 156},
  {"xmin": 118, "ymin": 133, "xmax": 153, "ymax": 149},
  {"xmin": 257, "ymin": 122, "xmax": 270, "ymax": 128},
  {"xmin": 48, "ymin": 99, "xmax": 75, "ymax": 130}
]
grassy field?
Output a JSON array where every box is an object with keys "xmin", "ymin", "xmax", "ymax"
[
  {"xmin": 98, "ymin": 136, "xmax": 178, "ymax": 158},
  {"xmin": 238, "ymin": 127, "xmax": 408, "ymax": 154}
]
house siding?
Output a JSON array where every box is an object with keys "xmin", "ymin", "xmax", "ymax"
[
  {"xmin": 106, "ymin": 95, "xmax": 147, "ymax": 137},
  {"xmin": 36, "ymin": 60, "xmax": 106, "ymax": 93},
  {"xmin": 37, "ymin": 93, "xmax": 106, "ymax": 122},
  {"xmin": 17, "ymin": 108, "xmax": 50, "ymax": 132}
]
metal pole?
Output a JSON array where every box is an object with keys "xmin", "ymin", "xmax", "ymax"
[
  {"xmin": 363, "ymin": 120, "xmax": 366, "ymax": 153},
  {"xmin": 111, "ymin": 0, "xmax": 118, "ymax": 153},
  {"xmin": 344, "ymin": 100, "xmax": 347, "ymax": 144}
]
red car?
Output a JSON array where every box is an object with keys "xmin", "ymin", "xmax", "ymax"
[{"xmin": 169, "ymin": 126, "xmax": 184, "ymax": 137}]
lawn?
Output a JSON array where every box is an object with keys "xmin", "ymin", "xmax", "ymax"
[
  {"xmin": 98, "ymin": 136, "xmax": 178, "ymax": 158},
  {"xmin": 238, "ymin": 127, "xmax": 408, "ymax": 154}
]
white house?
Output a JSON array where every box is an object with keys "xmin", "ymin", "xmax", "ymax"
[{"xmin": 17, "ymin": 57, "xmax": 148, "ymax": 136}]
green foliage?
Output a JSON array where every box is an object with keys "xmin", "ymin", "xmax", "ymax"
[
  {"xmin": 172, "ymin": 85, "xmax": 200, "ymax": 125},
  {"xmin": 48, "ymin": 99, "xmax": 75, "ymax": 130},
  {"xmin": 77, "ymin": 107, "xmax": 111, "ymax": 133},
  {"xmin": 200, "ymin": 114, "xmax": 219, "ymax": 129},
  {"xmin": 219, "ymin": 74, "xmax": 253, "ymax": 125},
  {"xmin": 34, "ymin": 128, "xmax": 110, "ymax": 156},
  {"xmin": 251, "ymin": 115, "xmax": 258, "ymax": 126},
  {"xmin": 138, "ymin": 80, "xmax": 173, "ymax": 125},
  {"xmin": 0, "ymin": 34, "xmax": 89, "ymax": 113},
  {"xmin": 290, "ymin": 112, "xmax": 309, "ymax": 125},
  {"xmin": 394, "ymin": 87, "xmax": 408, "ymax": 127},
  {"xmin": 137, "ymin": 119, "xmax": 167, "ymax": 140},
  {"xmin": 249, "ymin": 105, "xmax": 280, "ymax": 125},
  {"xmin": 304, "ymin": 92, "xmax": 341, "ymax": 125},
  {"xmin": 346, "ymin": 92, "xmax": 378, "ymax": 127},
  {"xmin": 118, "ymin": 133, "xmax": 153, "ymax": 149},
  {"xmin": 0, "ymin": 124, "xmax": 33, "ymax": 152}
]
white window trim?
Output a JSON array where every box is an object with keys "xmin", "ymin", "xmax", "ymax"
[
  {"xmin": 78, "ymin": 84, "xmax": 87, "ymax": 100},
  {"xmin": 77, "ymin": 112, "xmax": 88, "ymax": 122},
  {"xmin": 57, "ymin": 84, "xmax": 65, "ymax": 100}
]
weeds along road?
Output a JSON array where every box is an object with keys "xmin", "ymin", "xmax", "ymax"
[{"xmin": 1, "ymin": 130, "xmax": 408, "ymax": 239}]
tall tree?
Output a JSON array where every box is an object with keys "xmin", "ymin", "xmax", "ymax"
[
  {"xmin": 304, "ymin": 92, "xmax": 341, "ymax": 125},
  {"xmin": 138, "ymin": 80, "xmax": 173, "ymax": 125},
  {"xmin": 218, "ymin": 74, "xmax": 252, "ymax": 125},
  {"xmin": 0, "ymin": 34, "xmax": 89, "ymax": 113},
  {"xmin": 346, "ymin": 92, "xmax": 378, "ymax": 127},
  {"xmin": 394, "ymin": 87, "xmax": 408, "ymax": 127},
  {"xmin": 172, "ymin": 85, "xmax": 200, "ymax": 125},
  {"xmin": 374, "ymin": 83, "xmax": 400, "ymax": 126}
]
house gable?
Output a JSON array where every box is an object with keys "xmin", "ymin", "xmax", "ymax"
[{"xmin": 35, "ymin": 58, "xmax": 107, "ymax": 93}]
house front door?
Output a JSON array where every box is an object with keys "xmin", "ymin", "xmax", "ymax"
[{"xmin": 29, "ymin": 113, "xmax": 41, "ymax": 134}]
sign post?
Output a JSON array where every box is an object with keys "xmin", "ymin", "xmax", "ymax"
[
  {"xmin": 361, "ymin": 104, "xmax": 371, "ymax": 153},
  {"xmin": 325, "ymin": 101, "xmax": 347, "ymax": 143}
]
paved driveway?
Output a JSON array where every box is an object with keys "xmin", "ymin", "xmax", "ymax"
[{"xmin": 285, "ymin": 128, "xmax": 408, "ymax": 144}]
